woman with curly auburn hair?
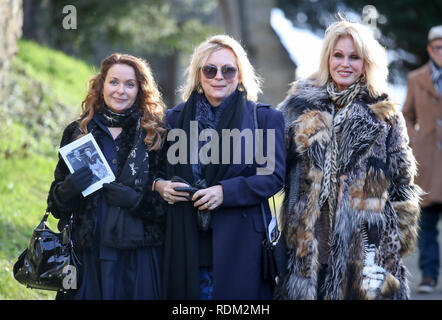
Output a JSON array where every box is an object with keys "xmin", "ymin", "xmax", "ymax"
[
  {"xmin": 46, "ymin": 53, "xmax": 167, "ymax": 299},
  {"xmin": 79, "ymin": 53, "xmax": 166, "ymax": 150},
  {"xmin": 276, "ymin": 19, "xmax": 423, "ymax": 300}
]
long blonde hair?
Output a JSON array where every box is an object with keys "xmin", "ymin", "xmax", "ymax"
[
  {"xmin": 181, "ymin": 34, "xmax": 262, "ymax": 102},
  {"xmin": 310, "ymin": 20, "xmax": 388, "ymax": 97},
  {"xmin": 79, "ymin": 53, "xmax": 166, "ymax": 151}
]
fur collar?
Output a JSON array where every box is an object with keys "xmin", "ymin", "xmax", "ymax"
[
  {"xmin": 277, "ymin": 80, "xmax": 399, "ymax": 173},
  {"xmin": 278, "ymin": 80, "xmax": 398, "ymax": 131}
]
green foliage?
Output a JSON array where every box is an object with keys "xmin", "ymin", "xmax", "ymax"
[
  {"xmin": 14, "ymin": 39, "xmax": 94, "ymax": 110},
  {"xmin": 0, "ymin": 147, "xmax": 57, "ymax": 300},
  {"xmin": 114, "ymin": 4, "xmax": 219, "ymax": 56},
  {"xmin": 22, "ymin": 0, "xmax": 222, "ymax": 105},
  {"xmin": 0, "ymin": 40, "xmax": 93, "ymax": 299},
  {"xmin": 41, "ymin": 0, "xmax": 219, "ymax": 59},
  {"xmin": 3, "ymin": 39, "xmax": 94, "ymax": 156}
]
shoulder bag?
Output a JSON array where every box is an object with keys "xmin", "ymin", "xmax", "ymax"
[{"xmin": 13, "ymin": 211, "xmax": 80, "ymax": 292}]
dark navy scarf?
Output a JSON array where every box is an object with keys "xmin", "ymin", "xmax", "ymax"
[{"xmin": 193, "ymin": 90, "xmax": 238, "ymax": 180}]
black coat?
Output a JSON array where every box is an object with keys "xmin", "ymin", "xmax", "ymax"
[{"xmin": 46, "ymin": 117, "xmax": 167, "ymax": 250}]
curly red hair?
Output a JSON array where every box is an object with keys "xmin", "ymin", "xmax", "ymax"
[{"xmin": 79, "ymin": 53, "xmax": 166, "ymax": 151}]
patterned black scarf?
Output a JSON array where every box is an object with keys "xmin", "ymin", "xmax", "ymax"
[
  {"xmin": 323, "ymin": 77, "xmax": 366, "ymax": 243},
  {"xmin": 96, "ymin": 104, "xmax": 137, "ymax": 127},
  {"xmin": 100, "ymin": 116, "xmax": 151, "ymax": 249}
]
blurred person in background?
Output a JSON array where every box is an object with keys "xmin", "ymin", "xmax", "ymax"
[
  {"xmin": 276, "ymin": 19, "xmax": 422, "ymax": 300},
  {"xmin": 403, "ymin": 25, "xmax": 442, "ymax": 294}
]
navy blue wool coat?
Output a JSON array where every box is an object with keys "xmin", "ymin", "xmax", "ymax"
[{"xmin": 166, "ymin": 100, "xmax": 285, "ymax": 299}]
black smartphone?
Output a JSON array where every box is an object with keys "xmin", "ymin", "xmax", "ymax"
[{"xmin": 174, "ymin": 186, "xmax": 198, "ymax": 194}]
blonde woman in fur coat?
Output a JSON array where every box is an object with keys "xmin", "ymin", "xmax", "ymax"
[{"xmin": 276, "ymin": 20, "xmax": 423, "ymax": 300}]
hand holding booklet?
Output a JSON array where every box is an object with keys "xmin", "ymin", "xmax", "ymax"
[{"xmin": 58, "ymin": 133, "xmax": 115, "ymax": 197}]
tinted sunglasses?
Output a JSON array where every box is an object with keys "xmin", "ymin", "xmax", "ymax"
[
  {"xmin": 201, "ymin": 64, "xmax": 238, "ymax": 80},
  {"xmin": 431, "ymin": 45, "xmax": 442, "ymax": 53}
]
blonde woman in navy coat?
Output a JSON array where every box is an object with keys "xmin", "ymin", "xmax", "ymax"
[{"xmin": 153, "ymin": 35, "xmax": 286, "ymax": 299}]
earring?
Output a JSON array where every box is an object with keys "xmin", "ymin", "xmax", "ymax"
[
  {"xmin": 197, "ymin": 84, "xmax": 203, "ymax": 94},
  {"xmin": 238, "ymin": 83, "xmax": 245, "ymax": 92}
]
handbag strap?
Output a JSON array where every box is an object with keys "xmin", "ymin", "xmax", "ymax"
[
  {"xmin": 253, "ymin": 104, "xmax": 280, "ymax": 243},
  {"xmin": 41, "ymin": 211, "xmax": 50, "ymax": 223},
  {"xmin": 260, "ymin": 203, "xmax": 271, "ymax": 243},
  {"xmin": 41, "ymin": 210, "xmax": 75, "ymax": 242}
]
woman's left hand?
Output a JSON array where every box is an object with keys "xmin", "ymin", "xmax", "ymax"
[
  {"xmin": 192, "ymin": 185, "xmax": 223, "ymax": 211},
  {"xmin": 154, "ymin": 180, "xmax": 190, "ymax": 204}
]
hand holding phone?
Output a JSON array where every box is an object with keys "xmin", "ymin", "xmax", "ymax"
[{"xmin": 174, "ymin": 186, "xmax": 199, "ymax": 201}]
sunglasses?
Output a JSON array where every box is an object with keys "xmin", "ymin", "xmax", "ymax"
[
  {"xmin": 201, "ymin": 64, "xmax": 238, "ymax": 80},
  {"xmin": 431, "ymin": 45, "xmax": 442, "ymax": 53}
]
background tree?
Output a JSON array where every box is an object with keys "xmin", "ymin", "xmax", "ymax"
[
  {"xmin": 22, "ymin": 0, "xmax": 220, "ymax": 106},
  {"xmin": 277, "ymin": 0, "xmax": 442, "ymax": 82}
]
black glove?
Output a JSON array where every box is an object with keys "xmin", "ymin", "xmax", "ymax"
[
  {"xmin": 56, "ymin": 166, "xmax": 93, "ymax": 202},
  {"xmin": 173, "ymin": 186, "xmax": 199, "ymax": 201},
  {"xmin": 171, "ymin": 176, "xmax": 204, "ymax": 202},
  {"xmin": 172, "ymin": 176, "xmax": 210, "ymax": 231},
  {"xmin": 102, "ymin": 182, "xmax": 140, "ymax": 208}
]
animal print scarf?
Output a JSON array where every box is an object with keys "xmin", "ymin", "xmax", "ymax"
[
  {"xmin": 326, "ymin": 77, "xmax": 364, "ymax": 109},
  {"xmin": 321, "ymin": 78, "xmax": 365, "ymax": 239}
]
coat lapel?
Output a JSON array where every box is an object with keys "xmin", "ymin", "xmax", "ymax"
[{"xmin": 418, "ymin": 63, "xmax": 440, "ymax": 100}]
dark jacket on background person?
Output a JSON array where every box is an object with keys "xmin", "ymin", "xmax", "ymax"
[
  {"xmin": 275, "ymin": 80, "xmax": 422, "ymax": 300},
  {"xmin": 402, "ymin": 62, "xmax": 442, "ymax": 207},
  {"xmin": 163, "ymin": 96, "xmax": 286, "ymax": 299},
  {"xmin": 47, "ymin": 114, "xmax": 166, "ymax": 250}
]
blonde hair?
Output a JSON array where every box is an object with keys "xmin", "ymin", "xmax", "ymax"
[
  {"xmin": 310, "ymin": 20, "xmax": 388, "ymax": 97},
  {"xmin": 181, "ymin": 34, "xmax": 262, "ymax": 102}
]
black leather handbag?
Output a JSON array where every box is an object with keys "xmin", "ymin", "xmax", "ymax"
[{"xmin": 13, "ymin": 211, "xmax": 80, "ymax": 292}]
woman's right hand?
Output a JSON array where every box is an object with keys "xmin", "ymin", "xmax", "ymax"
[
  {"xmin": 154, "ymin": 180, "xmax": 190, "ymax": 204},
  {"xmin": 56, "ymin": 166, "xmax": 93, "ymax": 202}
]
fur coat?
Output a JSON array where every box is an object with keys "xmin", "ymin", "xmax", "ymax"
[{"xmin": 275, "ymin": 80, "xmax": 423, "ymax": 300}]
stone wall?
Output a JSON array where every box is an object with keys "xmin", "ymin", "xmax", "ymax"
[{"xmin": 0, "ymin": 0, "xmax": 23, "ymax": 102}]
